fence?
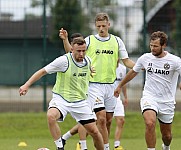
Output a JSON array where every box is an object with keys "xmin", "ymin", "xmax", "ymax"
[{"xmin": 0, "ymin": 0, "xmax": 181, "ymax": 112}]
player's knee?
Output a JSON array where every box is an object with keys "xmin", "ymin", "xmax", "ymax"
[
  {"xmin": 97, "ymin": 117, "xmax": 106, "ymax": 126},
  {"xmin": 162, "ymin": 133, "xmax": 172, "ymax": 142},
  {"xmin": 116, "ymin": 117, "xmax": 125, "ymax": 127},
  {"xmin": 119, "ymin": 117, "xmax": 125, "ymax": 123},
  {"xmin": 145, "ymin": 120, "xmax": 156, "ymax": 131},
  {"xmin": 47, "ymin": 112, "xmax": 57, "ymax": 124},
  {"xmin": 106, "ymin": 118, "xmax": 112, "ymax": 126},
  {"xmin": 89, "ymin": 128, "xmax": 100, "ymax": 137}
]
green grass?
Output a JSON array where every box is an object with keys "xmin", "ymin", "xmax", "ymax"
[{"xmin": 0, "ymin": 111, "xmax": 181, "ymax": 150}]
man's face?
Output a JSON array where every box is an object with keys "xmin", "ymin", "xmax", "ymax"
[
  {"xmin": 72, "ymin": 44, "xmax": 86, "ymax": 62},
  {"xmin": 95, "ymin": 20, "xmax": 110, "ymax": 37},
  {"xmin": 150, "ymin": 39, "xmax": 165, "ymax": 57}
]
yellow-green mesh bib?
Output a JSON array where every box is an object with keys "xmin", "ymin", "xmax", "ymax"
[
  {"xmin": 86, "ymin": 34, "xmax": 118, "ymax": 83},
  {"xmin": 52, "ymin": 53, "xmax": 91, "ymax": 102}
]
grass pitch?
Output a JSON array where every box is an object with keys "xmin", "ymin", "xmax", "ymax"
[{"xmin": 0, "ymin": 111, "xmax": 181, "ymax": 150}]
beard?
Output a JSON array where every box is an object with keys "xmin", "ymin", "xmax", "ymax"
[{"xmin": 152, "ymin": 47, "xmax": 163, "ymax": 57}]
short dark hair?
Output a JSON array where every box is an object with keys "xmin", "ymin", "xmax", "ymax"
[
  {"xmin": 150, "ymin": 31, "xmax": 168, "ymax": 46},
  {"xmin": 72, "ymin": 37, "xmax": 86, "ymax": 45},
  {"xmin": 70, "ymin": 33, "xmax": 83, "ymax": 43}
]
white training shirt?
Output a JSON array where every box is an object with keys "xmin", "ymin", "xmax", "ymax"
[
  {"xmin": 44, "ymin": 53, "xmax": 89, "ymax": 74},
  {"xmin": 85, "ymin": 34, "xmax": 129, "ymax": 60},
  {"xmin": 133, "ymin": 51, "xmax": 181, "ymax": 103},
  {"xmin": 114, "ymin": 63, "xmax": 127, "ymax": 87}
]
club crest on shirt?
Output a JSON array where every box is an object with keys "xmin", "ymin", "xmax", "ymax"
[{"xmin": 164, "ymin": 63, "xmax": 170, "ymax": 70}]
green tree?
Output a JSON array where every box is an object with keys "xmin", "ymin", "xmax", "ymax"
[
  {"xmin": 31, "ymin": 0, "xmax": 121, "ymax": 45},
  {"xmin": 31, "ymin": 0, "xmax": 91, "ymax": 49},
  {"xmin": 51, "ymin": 0, "xmax": 91, "ymax": 45},
  {"xmin": 87, "ymin": 0, "xmax": 121, "ymax": 37}
]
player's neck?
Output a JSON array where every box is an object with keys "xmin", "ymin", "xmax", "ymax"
[{"xmin": 157, "ymin": 51, "xmax": 167, "ymax": 58}]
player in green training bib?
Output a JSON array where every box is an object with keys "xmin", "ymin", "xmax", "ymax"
[{"xmin": 19, "ymin": 37, "xmax": 104, "ymax": 150}]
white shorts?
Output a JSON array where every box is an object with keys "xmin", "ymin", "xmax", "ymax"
[
  {"xmin": 87, "ymin": 83, "xmax": 117, "ymax": 112},
  {"xmin": 140, "ymin": 97, "xmax": 175, "ymax": 123},
  {"xmin": 113, "ymin": 96, "xmax": 125, "ymax": 117},
  {"xmin": 48, "ymin": 93, "xmax": 95, "ymax": 122}
]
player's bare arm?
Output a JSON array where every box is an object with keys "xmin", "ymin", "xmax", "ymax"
[
  {"xmin": 59, "ymin": 28, "xmax": 68, "ymax": 40},
  {"xmin": 122, "ymin": 85, "xmax": 128, "ymax": 106},
  {"xmin": 59, "ymin": 28, "xmax": 72, "ymax": 53},
  {"xmin": 19, "ymin": 68, "xmax": 47, "ymax": 96},
  {"xmin": 122, "ymin": 58, "xmax": 135, "ymax": 69},
  {"xmin": 114, "ymin": 69, "xmax": 138, "ymax": 98}
]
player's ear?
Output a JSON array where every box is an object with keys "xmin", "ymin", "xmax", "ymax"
[
  {"xmin": 162, "ymin": 43, "xmax": 166, "ymax": 49},
  {"xmin": 71, "ymin": 46, "xmax": 73, "ymax": 52},
  {"xmin": 108, "ymin": 22, "xmax": 110, "ymax": 28}
]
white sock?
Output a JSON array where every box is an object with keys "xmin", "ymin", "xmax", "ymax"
[
  {"xmin": 114, "ymin": 141, "xmax": 120, "ymax": 147},
  {"xmin": 147, "ymin": 148, "xmax": 155, "ymax": 150},
  {"xmin": 163, "ymin": 144, "xmax": 170, "ymax": 150},
  {"xmin": 79, "ymin": 140, "xmax": 87, "ymax": 150},
  {"xmin": 54, "ymin": 137, "xmax": 63, "ymax": 148},
  {"xmin": 62, "ymin": 131, "xmax": 72, "ymax": 140},
  {"xmin": 104, "ymin": 143, "xmax": 110, "ymax": 150}
]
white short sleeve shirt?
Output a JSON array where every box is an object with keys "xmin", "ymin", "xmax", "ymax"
[
  {"xmin": 44, "ymin": 54, "xmax": 89, "ymax": 74},
  {"xmin": 133, "ymin": 51, "xmax": 181, "ymax": 103}
]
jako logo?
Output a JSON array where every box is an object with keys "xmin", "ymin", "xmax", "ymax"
[
  {"xmin": 147, "ymin": 67, "xmax": 169, "ymax": 75},
  {"xmin": 154, "ymin": 69, "xmax": 169, "ymax": 75},
  {"xmin": 102, "ymin": 50, "xmax": 113, "ymax": 54},
  {"xmin": 78, "ymin": 73, "xmax": 86, "ymax": 77},
  {"xmin": 96, "ymin": 49, "xmax": 113, "ymax": 55}
]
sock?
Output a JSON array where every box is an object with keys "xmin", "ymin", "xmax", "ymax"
[
  {"xmin": 104, "ymin": 143, "xmax": 110, "ymax": 150},
  {"xmin": 147, "ymin": 148, "xmax": 155, "ymax": 150},
  {"xmin": 79, "ymin": 140, "xmax": 87, "ymax": 150},
  {"xmin": 114, "ymin": 141, "xmax": 120, "ymax": 147},
  {"xmin": 163, "ymin": 144, "xmax": 170, "ymax": 150},
  {"xmin": 54, "ymin": 137, "xmax": 63, "ymax": 148},
  {"xmin": 62, "ymin": 131, "xmax": 72, "ymax": 140}
]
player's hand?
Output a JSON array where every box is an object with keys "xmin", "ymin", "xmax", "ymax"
[
  {"xmin": 19, "ymin": 85, "xmax": 28, "ymax": 96},
  {"xmin": 90, "ymin": 66, "xmax": 96, "ymax": 78},
  {"xmin": 179, "ymin": 83, "xmax": 181, "ymax": 90},
  {"xmin": 123, "ymin": 98, "xmax": 128, "ymax": 107},
  {"xmin": 114, "ymin": 86, "xmax": 121, "ymax": 98},
  {"xmin": 59, "ymin": 28, "xmax": 68, "ymax": 40}
]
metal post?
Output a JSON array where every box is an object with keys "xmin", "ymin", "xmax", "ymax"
[
  {"xmin": 0, "ymin": 0, "xmax": 1, "ymax": 20},
  {"xmin": 142, "ymin": 0, "xmax": 147, "ymax": 85},
  {"xmin": 143, "ymin": 0, "xmax": 147, "ymax": 53},
  {"xmin": 23, "ymin": 8, "xmax": 28, "ymax": 82},
  {"xmin": 176, "ymin": 6, "xmax": 181, "ymax": 57},
  {"xmin": 125, "ymin": 6, "xmax": 128, "ymax": 50},
  {"xmin": 42, "ymin": 0, "xmax": 47, "ymax": 112}
]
